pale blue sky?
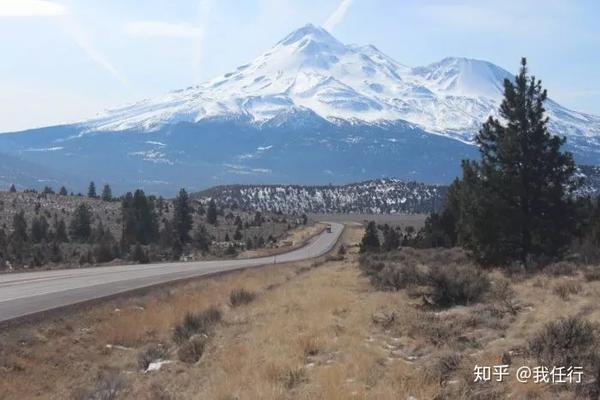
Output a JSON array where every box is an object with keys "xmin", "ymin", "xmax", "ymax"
[{"xmin": 1, "ymin": 0, "xmax": 599, "ymax": 132}]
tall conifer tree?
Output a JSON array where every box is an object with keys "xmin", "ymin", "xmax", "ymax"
[{"xmin": 460, "ymin": 58, "xmax": 578, "ymax": 266}]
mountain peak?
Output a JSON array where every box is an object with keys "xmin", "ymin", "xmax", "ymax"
[
  {"xmin": 412, "ymin": 57, "xmax": 513, "ymax": 98},
  {"xmin": 278, "ymin": 23, "xmax": 341, "ymax": 48}
]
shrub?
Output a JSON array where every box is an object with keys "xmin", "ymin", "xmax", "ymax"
[
  {"xmin": 405, "ymin": 311, "xmax": 469, "ymax": 347},
  {"xmin": 552, "ymin": 279, "xmax": 582, "ymax": 300},
  {"xmin": 130, "ymin": 243, "xmax": 149, "ymax": 264},
  {"xmin": 359, "ymin": 257, "xmax": 386, "ymax": 277},
  {"xmin": 529, "ymin": 317, "xmax": 599, "ymax": 371},
  {"xmin": 543, "ymin": 261, "xmax": 577, "ymax": 276},
  {"xmin": 94, "ymin": 243, "xmax": 115, "ymax": 264},
  {"xmin": 177, "ymin": 336, "xmax": 205, "ymax": 363},
  {"xmin": 584, "ymin": 267, "xmax": 600, "ymax": 282},
  {"xmin": 172, "ymin": 306, "xmax": 222, "ymax": 344},
  {"xmin": 282, "ymin": 367, "xmax": 307, "ymax": 390},
  {"xmin": 73, "ymin": 369, "xmax": 126, "ymax": 400},
  {"xmin": 427, "ymin": 264, "xmax": 490, "ymax": 307},
  {"xmin": 426, "ymin": 350, "xmax": 462, "ymax": 384},
  {"xmin": 149, "ymin": 382, "xmax": 173, "ymax": 400},
  {"xmin": 373, "ymin": 263, "xmax": 428, "ymax": 291},
  {"xmin": 230, "ymin": 288, "xmax": 256, "ymax": 307},
  {"xmin": 137, "ymin": 344, "xmax": 168, "ymax": 371}
]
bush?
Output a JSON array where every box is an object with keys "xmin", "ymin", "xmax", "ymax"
[
  {"xmin": 543, "ymin": 261, "xmax": 577, "ymax": 276},
  {"xmin": 177, "ymin": 336, "xmax": 206, "ymax": 363},
  {"xmin": 552, "ymin": 279, "xmax": 582, "ymax": 300},
  {"xmin": 584, "ymin": 267, "xmax": 600, "ymax": 282},
  {"xmin": 529, "ymin": 317, "xmax": 600, "ymax": 397},
  {"xmin": 94, "ymin": 243, "xmax": 115, "ymax": 263},
  {"xmin": 230, "ymin": 288, "xmax": 256, "ymax": 307},
  {"xmin": 172, "ymin": 306, "xmax": 222, "ymax": 344},
  {"xmin": 405, "ymin": 311, "xmax": 469, "ymax": 347},
  {"xmin": 137, "ymin": 344, "xmax": 168, "ymax": 371},
  {"xmin": 130, "ymin": 243, "xmax": 149, "ymax": 264},
  {"xmin": 281, "ymin": 367, "xmax": 307, "ymax": 390},
  {"xmin": 529, "ymin": 317, "xmax": 599, "ymax": 371},
  {"xmin": 368, "ymin": 262, "xmax": 427, "ymax": 291},
  {"xmin": 427, "ymin": 264, "xmax": 490, "ymax": 307},
  {"xmin": 73, "ymin": 369, "xmax": 126, "ymax": 400},
  {"xmin": 426, "ymin": 350, "xmax": 462, "ymax": 384}
]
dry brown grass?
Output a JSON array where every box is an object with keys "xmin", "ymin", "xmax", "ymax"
[
  {"xmin": 553, "ymin": 278, "xmax": 584, "ymax": 300},
  {"xmin": 2, "ymin": 224, "xmax": 600, "ymax": 400}
]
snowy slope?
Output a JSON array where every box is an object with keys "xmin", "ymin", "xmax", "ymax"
[{"xmin": 83, "ymin": 24, "xmax": 600, "ymax": 147}]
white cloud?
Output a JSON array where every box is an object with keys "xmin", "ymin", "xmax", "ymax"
[
  {"xmin": 126, "ymin": 21, "xmax": 203, "ymax": 39},
  {"xmin": 192, "ymin": 0, "xmax": 215, "ymax": 82},
  {"xmin": 323, "ymin": 0, "xmax": 353, "ymax": 32},
  {"xmin": 62, "ymin": 17, "xmax": 129, "ymax": 87},
  {"xmin": 0, "ymin": 0, "xmax": 67, "ymax": 17},
  {"xmin": 1, "ymin": 0, "xmax": 126, "ymax": 87}
]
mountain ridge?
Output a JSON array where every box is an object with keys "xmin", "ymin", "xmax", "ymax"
[
  {"xmin": 0, "ymin": 24, "xmax": 599, "ymax": 195},
  {"xmin": 77, "ymin": 23, "xmax": 600, "ymax": 148}
]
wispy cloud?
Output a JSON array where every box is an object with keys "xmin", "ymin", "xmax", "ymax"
[
  {"xmin": 62, "ymin": 17, "xmax": 128, "ymax": 87},
  {"xmin": 323, "ymin": 0, "xmax": 353, "ymax": 32},
  {"xmin": 0, "ymin": 0, "xmax": 67, "ymax": 17},
  {"xmin": 192, "ymin": 0, "xmax": 215, "ymax": 82},
  {"xmin": 126, "ymin": 21, "xmax": 203, "ymax": 39},
  {"xmin": 0, "ymin": 0, "xmax": 127, "ymax": 86}
]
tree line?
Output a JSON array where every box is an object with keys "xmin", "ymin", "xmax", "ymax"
[{"xmin": 0, "ymin": 183, "xmax": 288, "ymax": 269}]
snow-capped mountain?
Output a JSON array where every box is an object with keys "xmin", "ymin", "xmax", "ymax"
[
  {"xmin": 85, "ymin": 24, "xmax": 600, "ymax": 146},
  {"xmin": 1, "ymin": 24, "xmax": 599, "ymax": 195},
  {"xmin": 196, "ymin": 179, "xmax": 447, "ymax": 214}
]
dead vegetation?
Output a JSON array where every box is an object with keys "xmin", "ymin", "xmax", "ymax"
[{"xmin": 229, "ymin": 288, "xmax": 256, "ymax": 307}]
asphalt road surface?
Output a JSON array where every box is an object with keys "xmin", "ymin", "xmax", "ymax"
[{"xmin": 0, "ymin": 222, "xmax": 343, "ymax": 323}]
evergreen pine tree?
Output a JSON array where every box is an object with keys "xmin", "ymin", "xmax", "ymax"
[
  {"xmin": 253, "ymin": 211, "xmax": 263, "ymax": 226},
  {"xmin": 9, "ymin": 184, "xmax": 16, "ymax": 193},
  {"xmin": 234, "ymin": 215, "xmax": 243, "ymax": 230},
  {"xmin": 101, "ymin": 184, "xmax": 113, "ymax": 201},
  {"xmin": 233, "ymin": 227, "xmax": 243, "ymax": 241},
  {"xmin": 121, "ymin": 190, "xmax": 159, "ymax": 246},
  {"xmin": 382, "ymin": 225, "xmax": 400, "ymax": 251},
  {"xmin": 49, "ymin": 241, "xmax": 63, "ymax": 263},
  {"xmin": 458, "ymin": 58, "xmax": 578, "ymax": 266},
  {"xmin": 173, "ymin": 188, "xmax": 193, "ymax": 244},
  {"xmin": 87, "ymin": 181, "xmax": 97, "ymax": 198},
  {"xmin": 54, "ymin": 217, "xmax": 69, "ymax": 242},
  {"xmin": 59, "ymin": 186, "xmax": 68, "ymax": 196},
  {"xmin": 359, "ymin": 221, "xmax": 380, "ymax": 253},
  {"xmin": 206, "ymin": 199, "xmax": 218, "ymax": 226},
  {"xmin": 70, "ymin": 203, "xmax": 92, "ymax": 242},
  {"xmin": 30, "ymin": 215, "xmax": 49, "ymax": 243},
  {"xmin": 8, "ymin": 211, "xmax": 29, "ymax": 264},
  {"xmin": 192, "ymin": 223, "xmax": 211, "ymax": 252},
  {"xmin": 11, "ymin": 211, "xmax": 28, "ymax": 243}
]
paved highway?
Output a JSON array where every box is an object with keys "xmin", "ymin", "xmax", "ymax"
[{"xmin": 0, "ymin": 222, "xmax": 343, "ymax": 323}]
